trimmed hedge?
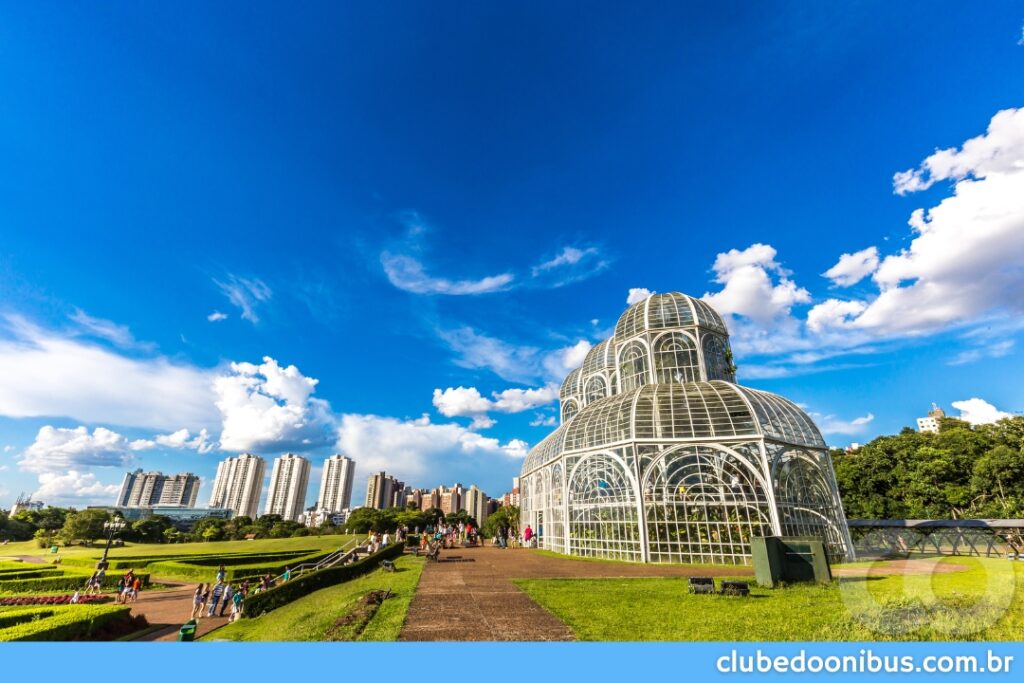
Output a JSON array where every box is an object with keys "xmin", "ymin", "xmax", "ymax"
[
  {"xmin": 60, "ymin": 549, "xmax": 316, "ymax": 570},
  {"xmin": 242, "ymin": 543, "xmax": 405, "ymax": 617},
  {"xmin": 0, "ymin": 604, "xmax": 133, "ymax": 641},
  {"xmin": 146, "ymin": 550, "xmax": 335, "ymax": 583},
  {"xmin": 0, "ymin": 568, "xmax": 60, "ymax": 580},
  {"xmin": 0, "ymin": 572, "xmax": 150, "ymax": 594},
  {"xmin": 0, "ymin": 607, "xmax": 54, "ymax": 629}
]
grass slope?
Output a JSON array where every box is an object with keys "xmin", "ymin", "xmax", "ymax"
[
  {"xmin": 0, "ymin": 535, "xmax": 356, "ymax": 563},
  {"xmin": 516, "ymin": 557, "xmax": 1024, "ymax": 641},
  {"xmin": 206, "ymin": 554, "xmax": 425, "ymax": 642}
]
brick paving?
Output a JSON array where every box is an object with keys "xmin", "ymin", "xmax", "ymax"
[{"xmin": 399, "ymin": 546, "xmax": 753, "ymax": 641}]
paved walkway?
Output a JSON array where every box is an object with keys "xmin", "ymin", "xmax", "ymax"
[
  {"xmin": 399, "ymin": 546, "xmax": 753, "ymax": 641},
  {"xmin": 129, "ymin": 581, "xmax": 232, "ymax": 641}
]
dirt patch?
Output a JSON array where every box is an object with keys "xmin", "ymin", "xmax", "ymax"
[
  {"xmin": 834, "ymin": 559, "xmax": 970, "ymax": 576},
  {"xmin": 324, "ymin": 589, "xmax": 392, "ymax": 641}
]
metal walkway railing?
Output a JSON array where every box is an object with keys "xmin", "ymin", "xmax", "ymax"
[{"xmin": 273, "ymin": 538, "xmax": 365, "ymax": 583}]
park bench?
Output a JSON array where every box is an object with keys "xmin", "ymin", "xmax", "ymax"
[{"xmin": 687, "ymin": 577, "xmax": 715, "ymax": 594}]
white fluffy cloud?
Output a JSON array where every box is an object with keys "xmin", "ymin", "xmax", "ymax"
[
  {"xmin": 626, "ymin": 288, "xmax": 654, "ymax": 305},
  {"xmin": 207, "ymin": 311, "xmax": 229, "ymax": 322},
  {"xmin": 214, "ymin": 356, "xmax": 336, "ymax": 452},
  {"xmin": 214, "ymin": 274, "xmax": 272, "ymax": 323},
  {"xmin": 336, "ymin": 413, "xmax": 528, "ymax": 484},
  {"xmin": 816, "ymin": 106, "xmax": 1024, "ymax": 336},
  {"xmin": 19, "ymin": 426, "xmax": 137, "ymax": 474},
  {"xmin": 704, "ymin": 244, "xmax": 811, "ymax": 325},
  {"xmin": 822, "ymin": 247, "xmax": 879, "ymax": 287},
  {"xmin": 34, "ymin": 470, "xmax": 120, "ymax": 504},
  {"xmin": 432, "ymin": 384, "xmax": 559, "ymax": 429},
  {"xmin": 951, "ymin": 398, "xmax": 1011, "ymax": 425},
  {"xmin": 812, "ymin": 412, "xmax": 875, "ymax": 436},
  {"xmin": 0, "ymin": 316, "xmax": 217, "ymax": 431},
  {"xmin": 155, "ymin": 428, "xmax": 215, "ymax": 453}
]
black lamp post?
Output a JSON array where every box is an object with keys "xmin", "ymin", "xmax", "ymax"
[{"xmin": 98, "ymin": 518, "xmax": 126, "ymax": 569}]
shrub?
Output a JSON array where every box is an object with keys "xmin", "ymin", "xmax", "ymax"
[
  {"xmin": 0, "ymin": 567, "xmax": 60, "ymax": 580},
  {"xmin": 0, "ymin": 572, "xmax": 150, "ymax": 594},
  {"xmin": 146, "ymin": 550, "xmax": 335, "ymax": 582},
  {"xmin": 242, "ymin": 543, "xmax": 405, "ymax": 618},
  {"xmin": 0, "ymin": 604, "xmax": 133, "ymax": 641}
]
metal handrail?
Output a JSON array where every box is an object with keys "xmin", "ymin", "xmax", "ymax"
[{"xmin": 270, "ymin": 538, "xmax": 363, "ymax": 584}]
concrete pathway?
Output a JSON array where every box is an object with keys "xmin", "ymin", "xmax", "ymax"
[{"xmin": 399, "ymin": 546, "xmax": 752, "ymax": 641}]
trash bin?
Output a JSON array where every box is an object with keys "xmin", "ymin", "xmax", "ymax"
[{"xmin": 177, "ymin": 619, "xmax": 198, "ymax": 642}]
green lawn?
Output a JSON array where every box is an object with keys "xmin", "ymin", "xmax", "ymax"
[
  {"xmin": 205, "ymin": 554, "xmax": 425, "ymax": 641},
  {"xmin": 516, "ymin": 557, "xmax": 1024, "ymax": 641},
  {"xmin": 0, "ymin": 534, "xmax": 357, "ymax": 563}
]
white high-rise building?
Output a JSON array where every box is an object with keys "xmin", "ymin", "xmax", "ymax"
[
  {"xmin": 265, "ymin": 454, "xmax": 311, "ymax": 521},
  {"xmin": 117, "ymin": 470, "xmax": 200, "ymax": 508},
  {"xmin": 463, "ymin": 484, "xmax": 489, "ymax": 525},
  {"xmin": 317, "ymin": 454, "xmax": 355, "ymax": 513},
  {"xmin": 209, "ymin": 453, "xmax": 266, "ymax": 518}
]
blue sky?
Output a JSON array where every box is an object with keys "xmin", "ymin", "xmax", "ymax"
[{"xmin": 1, "ymin": 3, "xmax": 1022, "ymax": 509}]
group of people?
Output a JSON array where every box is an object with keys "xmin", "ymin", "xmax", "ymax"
[
  {"xmin": 492, "ymin": 524, "xmax": 534, "ymax": 549},
  {"xmin": 82, "ymin": 566, "xmax": 142, "ymax": 602},
  {"xmin": 190, "ymin": 565, "xmax": 245, "ymax": 621}
]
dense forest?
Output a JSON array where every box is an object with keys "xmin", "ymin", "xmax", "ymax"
[{"xmin": 833, "ymin": 416, "xmax": 1024, "ymax": 519}]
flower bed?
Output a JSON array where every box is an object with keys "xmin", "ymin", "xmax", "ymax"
[{"xmin": 0, "ymin": 594, "xmax": 112, "ymax": 606}]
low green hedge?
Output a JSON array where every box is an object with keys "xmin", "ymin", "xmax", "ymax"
[
  {"xmin": 0, "ymin": 568, "xmax": 60, "ymax": 580},
  {"xmin": 0, "ymin": 572, "xmax": 150, "ymax": 594},
  {"xmin": 146, "ymin": 550, "xmax": 335, "ymax": 582},
  {"xmin": 60, "ymin": 549, "xmax": 315, "ymax": 570},
  {"xmin": 242, "ymin": 543, "xmax": 405, "ymax": 618},
  {"xmin": 0, "ymin": 604, "xmax": 133, "ymax": 641},
  {"xmin": 165, "ymin": 551, "xmax": 315, "ymax": 567},
  {"xmin": 0, "ymin": 607, "xmax": 55, "ymax": 629}
]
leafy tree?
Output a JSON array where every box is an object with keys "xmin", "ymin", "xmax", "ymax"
[
  {"xmin": 345, "ymin": 507, "xmax": 380, "ymax": 534},
  {"xmin": 971, "ymin": 445, "xmax": 1024, "ymax": 517},
  {"xmin": 58, "ymin": 509, "xmax": 111, "ymax": 545},
  {"xmin": 129, "ymin": 516, "xmax": 174, "ymax": 543}
]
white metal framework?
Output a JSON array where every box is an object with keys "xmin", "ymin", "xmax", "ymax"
[{"xmin": 521, "ymin": 292, "xmax": 854, "ymax": 564}]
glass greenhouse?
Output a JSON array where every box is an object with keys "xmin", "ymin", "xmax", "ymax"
[{"xmin": 520, "ymin": 292, "xmax": 854, "ymax": 564}]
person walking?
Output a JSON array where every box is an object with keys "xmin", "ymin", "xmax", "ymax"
[
  {"xmin": 198, "ymin": 583, "xmax": 210, "ymax": 618},
  {"xmin": 130, "ymin": 576, "xmax": 141, "ymax": 602},
  {"xmin": 220, "ymin": 583, "xmax": 233, "ymax": 617},
  {"xmin": 190, "ymin": 584, "xmax": 205, "ymax": 619},
  {"xmin": 230, "ymin": 586, "xmax": 243, "ymax": 622},
  {"xmin": 523, "ymin": 525, "xmax": 533, "ymax": 547},
  {"xmin": 208, "ymin": 581, "xmax": 225, "ymax": 616},
  {"xmin": 282, "ymin": 567, "xmax": 291, "ymax": 583},
  {"xmin": 216, "ymin": 564, "xmax": 226, "ymax": 584},
  {"xmin": 381, "ymin": 532, "xmax": 390, "ymax": 549}
]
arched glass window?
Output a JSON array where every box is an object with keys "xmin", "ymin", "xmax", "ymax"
[
  {"xmin": 654, "ymin": 333, "xmax": 699, "ymax": 384},
  {"xmin": 618, "ymin": 342, "xmax": 648, "ymax": 392},
  {"xmin": 561, "ymin": 399, "xmax": 579, "ymax": 423},
  {"xmin": 584, "ymin": 375, "xmax": 607, "ymax": 404},
  {"xmin": 703, "ymin": 334, "xmax": 734, "ymax": 382}
]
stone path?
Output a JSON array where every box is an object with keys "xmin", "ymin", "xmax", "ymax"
[{"xmin": 399, "ymin": 546, "xmax": 753, "ymax": 641}]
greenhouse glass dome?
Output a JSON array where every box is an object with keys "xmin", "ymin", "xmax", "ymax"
[{"xmin": 520, "ymin": 292, "xmax": 854, "ymax": 564}]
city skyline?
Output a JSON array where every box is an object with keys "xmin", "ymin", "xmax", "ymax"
[{"xmin": 1, "ymin": 4, "xmax": 1022, "ymax": 508}]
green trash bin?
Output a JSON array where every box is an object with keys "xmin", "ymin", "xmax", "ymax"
[{"xmin": 177, "ymin": 619, "xmax": 197, "ymax": 642}]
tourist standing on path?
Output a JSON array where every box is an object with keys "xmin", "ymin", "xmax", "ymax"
[
  {"xmin": 130, "ymin": 576, "xmax": 141, "ymax": 602},
  {"xmin": 216, "ymin": 564, "xmax": 226, "ymax": 583},
  {"xmin": 190, "ymin": 584, "xmax": 205, "ymax": 619},
  {"xmin": 220, "ymin": 583, "xmax": 233, "ymax": 617},
  {"xmin": 282, "ymin": 567, "xmax": 291, "ymax": 582},
  {"xmin": 230, "ymin": 587, "xmax": 243, "ymax": 621},
  {"xmin": 208, "ymin": 581, "xmax": 225, "ymax": 616},
  {"xmin": 381, "ymin": 532, "xmax": 390, "ymax": 549},
  {"xmin": 523, "ymin": 525, "xmax": 533, "ymax": 547},
  {"xmin": 198, "ymin": 583, "xmax": 210, "ymax": 618}
]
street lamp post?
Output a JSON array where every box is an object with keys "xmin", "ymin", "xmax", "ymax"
[{"xmin": 98, "ymin": 518, "xmax": 126, "ymax": 569}]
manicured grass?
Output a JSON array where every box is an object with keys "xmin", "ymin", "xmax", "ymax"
[
  {"xmin": 1, "ymin": 534, "xmax": 357, "ymax": 563},
  {"xmin": 516, "ymin": 557, "xmax": 1024, "ymax": 641},
  {"xmin": 206, "ymin": 554, "xmax": 425, "ymax": 642}
]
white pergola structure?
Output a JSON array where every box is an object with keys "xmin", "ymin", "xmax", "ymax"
[{"xmin": 520, "ymin": 292, "xmax": 854, "ymax": 564}]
